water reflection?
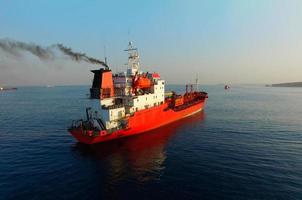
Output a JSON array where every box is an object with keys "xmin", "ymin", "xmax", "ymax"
[{"xmin": 73, "ymin": 111, "xmax": 205, "ymax": 184}]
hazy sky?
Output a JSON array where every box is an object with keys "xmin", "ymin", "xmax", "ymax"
[{"xmin": 1, "ymin": 0, "xmax": 302, "ymax": 86}]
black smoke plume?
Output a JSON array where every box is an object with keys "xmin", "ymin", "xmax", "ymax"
[
  {"xmin": 0, "ymin": 38, "xmax": 108, "ymax": 68},
  {"xmin": 56, "ymin": 44, "xmax": 108, "ymax": 67}
]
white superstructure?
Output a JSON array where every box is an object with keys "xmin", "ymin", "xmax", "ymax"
[{"xmin": 94, "ymin": 42, "xmax": 165, "ymax": 130}]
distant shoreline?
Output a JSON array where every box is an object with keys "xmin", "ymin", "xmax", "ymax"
[{"xmin": 268, "ymin": 82, "xmax": 302, "ymax": 87}]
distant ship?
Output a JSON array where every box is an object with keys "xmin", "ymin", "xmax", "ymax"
[{"xmin": 68, "ymin": 42, "xmax": 208, "ymax": 144}]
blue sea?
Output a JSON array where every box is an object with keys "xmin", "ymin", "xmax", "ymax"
[{"xmin": 1, "ymin": 85, "xmax": 302, "ymax": 199}]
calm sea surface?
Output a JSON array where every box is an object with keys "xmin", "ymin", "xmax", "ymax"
[{"xmin": 1, "ymin": 85, "xmax": 302, "ymax": 199}]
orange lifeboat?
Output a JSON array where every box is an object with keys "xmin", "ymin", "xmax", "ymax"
[{"xmin": 134, "ymin": 76, "xmax": 152, "ymax": 89}]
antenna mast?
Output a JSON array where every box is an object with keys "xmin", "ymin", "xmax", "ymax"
[
  {"xmin": 195, "ymin": 73, "xmax": 199, "ymax": 91},
  {"xmin": 125, "ymin": 41, "xmax": 139, "ymax": 76},
  {"xmin": 104, "ymin": 46, "xmax": 108, "ymax": 67}
]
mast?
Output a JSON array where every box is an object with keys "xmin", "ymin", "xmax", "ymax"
[
  {"xmin": 195, "ymin": 73, "xmax": 199, "ymax": 91},
  {"xmin": 125, "ymin": 41, "xmax": 140, "ymax": 76},
  {"xmin": 104, "ymin": 45, "xmax": 108, "ymax": 67}
]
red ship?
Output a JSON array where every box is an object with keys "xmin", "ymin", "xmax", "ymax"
[{"xmin": 68, "ymin": 42, "xmax": 208, "ymax": 144}]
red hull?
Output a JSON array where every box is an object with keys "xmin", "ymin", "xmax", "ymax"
[{"xmin": 69, "ymin": 99, "xmax": 207, "ymax": 144}]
